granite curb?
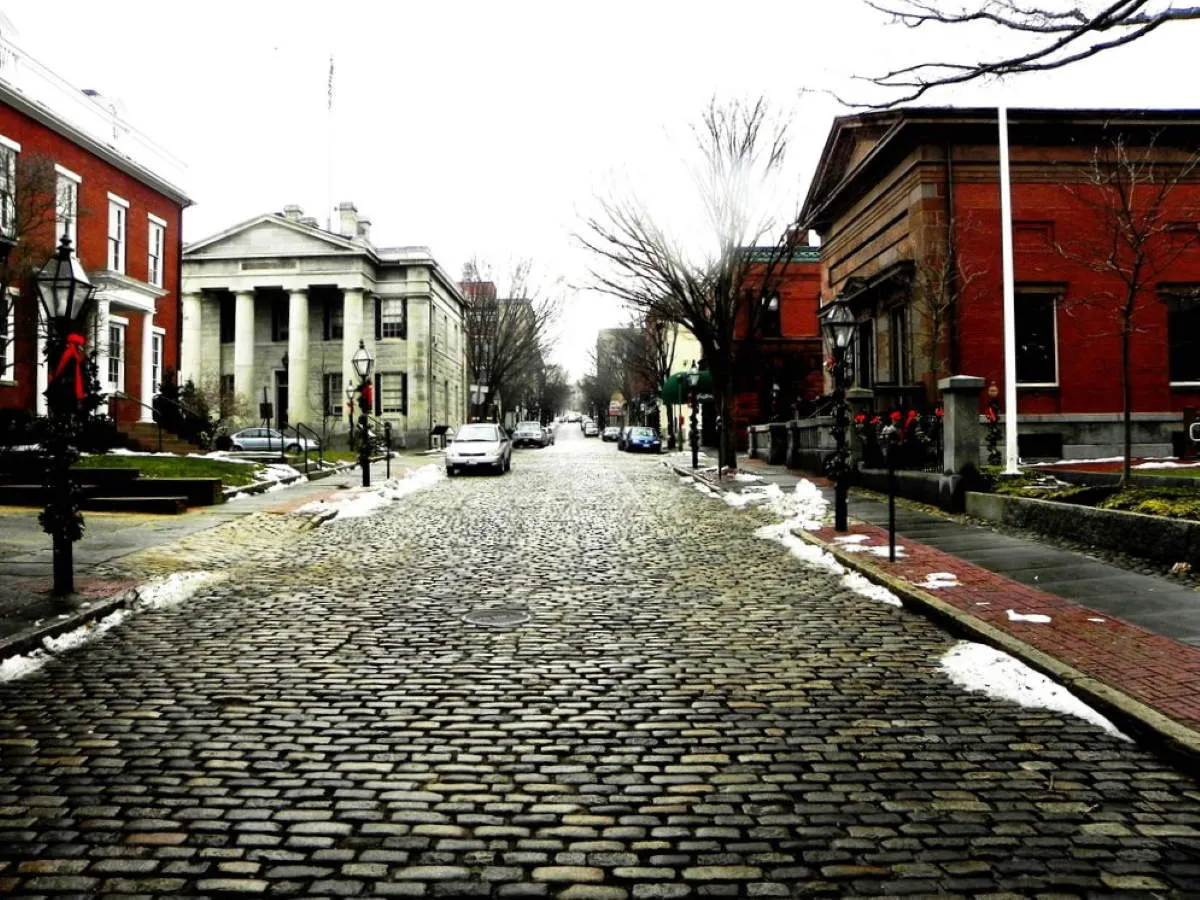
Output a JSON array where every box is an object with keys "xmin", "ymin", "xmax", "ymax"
[
  {"xmin": 0, "ymin": 581, "xmax": 138, "ymax": 663},
  {"xmin": 672, "ymin": 461, "xmax": 1200, "ymax": 775}
]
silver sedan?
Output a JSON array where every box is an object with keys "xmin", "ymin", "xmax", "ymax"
[{"xmin": 445, "ymin": 423, "xmax": 512, "ymax": 476}]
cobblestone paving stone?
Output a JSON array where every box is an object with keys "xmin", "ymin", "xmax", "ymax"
[{"xmin": 2, "ymin": 437, "xmax": 1200, "ymax": 897}]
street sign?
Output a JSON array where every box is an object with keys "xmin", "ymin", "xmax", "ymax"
[{"xmin": 608, "ymin": 403, "xmax": 622, "ymax": 417}]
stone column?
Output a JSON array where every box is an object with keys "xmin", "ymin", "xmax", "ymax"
[
  {"xmin": 95, "ymin": 298, "xmax": 111, "ymax": 397},
  {"xmin": 234, "ymin": 289, "xmax": 256, "ymax": 405},
  {"xmin": 179, "ymin": 291, "xmax": 202, "ymax": 385},
  {"xmin": 342, "ymin": 287, "xmax": 366, "ymax": 397},
  {"xmin": 938, "ymin": 375, "xmax": 987, "ymax": 474},
  {"xmin": 139, "ymin": 310, "xmax": 154, "ymax": 421},
  {"xmin": 287, "ymin": 287, "xmax": 310, "ymax": 426}
]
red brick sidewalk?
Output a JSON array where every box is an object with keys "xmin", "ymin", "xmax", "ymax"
[{"xmin": 800, "ymin": 521, "xmax": 1200, "ymax": 761}]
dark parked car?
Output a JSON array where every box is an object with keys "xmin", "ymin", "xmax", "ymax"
[
  {"xmin": 616, "ymin": 426, "xmax": 634, "ymax": 450},
  {"xmin": 625, "ymin": 426, "xmax": 662, "ymax": 453}
]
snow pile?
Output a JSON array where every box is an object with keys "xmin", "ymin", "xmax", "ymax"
[
  {"xmin": 294, "ymin": 464, "xmax": 443, "ymax": 521},
  {"xmin": 941, "ymin": 641, "xmax": 1128, "ymax": 738},
  {"xmin": 134, "ymin": 571, "xmax": 223, "ymax": 610}
]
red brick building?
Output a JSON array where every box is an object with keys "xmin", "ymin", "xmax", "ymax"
[
  {"xmin": 800, "ymin": 108, "xmax": 1200, "ymax": 458},
  {"xmin": 0, "ymin": 52, "xmax": 190, "ymax": 433},
  {"xmin": 727, "ymin": 245, "xmax": 823, "ymax": 448}
]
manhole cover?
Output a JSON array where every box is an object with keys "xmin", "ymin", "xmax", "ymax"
[{"xmin": 462, "ymin": 608, "xmax": 530, "ymax": 627}]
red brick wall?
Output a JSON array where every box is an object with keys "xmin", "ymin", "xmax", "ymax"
[
  {"xmin": 954, "ymin": 178, "xmax": 1200, "ymax": 416},
  {"xmin": 0, "ymin": 102, "xmax": 185, "ymax": 422}
]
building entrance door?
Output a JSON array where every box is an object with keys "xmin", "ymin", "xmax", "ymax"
[{"xmin": 275, "ymin": 370, "xmax": 288, "ymax": 430}]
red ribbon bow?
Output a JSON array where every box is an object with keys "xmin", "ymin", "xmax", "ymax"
[{"xmin": 50, "ymin": 333, "xmax": 87, "ymax": 401}]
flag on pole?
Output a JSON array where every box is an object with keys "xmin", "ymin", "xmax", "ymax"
[{"xmin": 327, "ymin": 54, "xmax": 334, "ymax": 112}]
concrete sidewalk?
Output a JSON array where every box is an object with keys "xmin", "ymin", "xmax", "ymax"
[
  {"xmin": 680, "ymin": 455, "xmax": 1200, "ymax": 773},
  {"xmin": 0, "ymin": 454, "xmax": 431, "ymax": 661}
]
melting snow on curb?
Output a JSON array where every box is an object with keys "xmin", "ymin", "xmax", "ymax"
[
  {"xmin": 916, "ymin": 572, "xmax": 960, "ymax": 589},
  {"xmin": 941, "ymin": 641, "xmax": 1129, "ymax": 739}
]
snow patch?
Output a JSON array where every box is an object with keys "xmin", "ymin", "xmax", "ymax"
[
  {"xmin": 843, "ymin": 570, "xmax": 902, "ymax": 607},
  {"xmin": 941, "ymin": 641, "xmax": 1129, "ymax": 738},
  {"xmin": 916, "ymin": 572, "xmax": 960, "ymax": 589},
  {"xmin": 134, "ymin": 572, "xmax": 223, "ymax": 610},
  {"xmin": 1006, "ymin": 609, "xmax": 1052, "ymax": 624},
  {"xmin": 294, "ymin": 464, "xmax": 443, "ymax": 521}
]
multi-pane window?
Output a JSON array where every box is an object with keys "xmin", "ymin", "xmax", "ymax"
[
  {"xmin": 0, "ymin": 289, "xmax": 13, "ymax": 380},
  {"xmin": 379, "ymin": 371, "xmax": 407, "ymax": 414},
  {"xmin": 0, "ymin": 138, "xmax": 16, "ymax": 240},
  {"xmin": 108, "ymin": 194, "xmax": 128, "ymax": 273},
  {"xmin": 147, "ymin": 216, "xmax": 165, "ymax": 287},
  {"xmin": 107, "ymin": 322, "xmax": 125, "ymax": 391},
  {"xmin": 890, "ymin": 306, "xmax": 909, "ymax": 384},
  {"xmin": 151, "ymin": 333, "xmax": 163, "ymax": 393},
  {"xmin": 324, "ymin": 299, "xmax": 343, "ymax": 340},
  {"xmin": 1166, "ymin": 292, "xmax": 1200, "ymax": 383},
  {"xmin": 377, "ymin": 297, "xmax": 406, "ymax": 339},
  {"xmin": 1015, "ymin": 289, "xmax": 1059, "ymax": 385},
  {"xmin": 323, "ymin": 372, "xmax": 343, "ymax": 416},
  {"xmin": 56, "ymin": 166, "xmax": 80, "ymax": 250}
]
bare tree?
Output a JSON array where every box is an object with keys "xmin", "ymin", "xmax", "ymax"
[
  {"xmin": 461, "ymin": 258, "xmax": 560, "ymax": 422},
  {"xmin": 578, "ymin": 97, "xmax": 801, "ymax": 470},
  {"xmin": 1, "ymin": 152, "xmax": 83, "ymax": 374},
  {"xmin": 1055, "ymin": 132, "xmax": 1200, "ymax": 484},
  {"xmin": 859, "ymin": 1, "xmax": 1198, "ymax": 107},
  {"xmin": 909, "ymin": 220, "xmax": 986, "ymax": 390}
]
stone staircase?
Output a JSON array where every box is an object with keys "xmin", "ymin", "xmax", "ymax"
[{"xmin": 115, "ymin": 420, "xmax": 203, "ymax": 455}]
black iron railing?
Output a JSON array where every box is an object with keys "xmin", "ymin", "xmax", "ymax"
[{"xmin": 286, "ymin": 422, "xmax": 324, "ymax": 473}]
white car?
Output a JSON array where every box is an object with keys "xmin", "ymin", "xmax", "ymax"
[{"xmin": 445, "ymin": 423, "xmax": 512, "ymax": 476}]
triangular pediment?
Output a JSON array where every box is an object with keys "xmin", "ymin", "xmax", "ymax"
[{"xmin": 184, "ymin": 215, "xmax": 363, "ymax": 260}]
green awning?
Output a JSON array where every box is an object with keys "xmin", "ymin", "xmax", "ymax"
[{"xmin": 660, "ymin": 370, "xmax": 713, "ymax": 404}]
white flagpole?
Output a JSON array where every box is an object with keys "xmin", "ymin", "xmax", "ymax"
[
  {"xmin": 998, "ymin": 105, "xmax": 1020, "ymax": 474},
  {"xmin": 326, "ymin": 54, "xmax": 335, "ymax": 232}
]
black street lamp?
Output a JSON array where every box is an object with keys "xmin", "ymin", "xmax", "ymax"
[
  {"xmin": 35, "ymin": 234, "xmax": 97, "ymax": 595},
  {"xmin": 986, "ymin": 380, "xmax": 1002, "ymax": 466},
  {"xmin": 686, "ymin": 364, "xmax": 700, "ymax": 470},
  {"xmin": 352, "ymin": 340, "xmax": 374, "ymax": 487},
  {"xmin": 819, "ymin": 296, "xmax": 856, "ymax": 532}
]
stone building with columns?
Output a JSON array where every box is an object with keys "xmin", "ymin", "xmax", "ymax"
[{"xmin": 181, "ymin": 203, "xmax": 467, "ymax": 449}]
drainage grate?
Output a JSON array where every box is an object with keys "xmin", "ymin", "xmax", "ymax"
[{"xmin": 462, "ymin": 607, "xmax": 530, "ymax": 628}]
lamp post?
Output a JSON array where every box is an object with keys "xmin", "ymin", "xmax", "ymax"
[
  {"xmin": 35, "ymin": 235, "xmax": 97, "ymax": 596},
  {"xmin": 686, "ymin": 365, "xmax": 699, "ymax": 470},
  {"xmin": 352, "ymin": 340, "xmax": 374, "ymax": 487},
  {"xmin": 819, "ymin": 297, "xmax": 856, "ymax": 532}
]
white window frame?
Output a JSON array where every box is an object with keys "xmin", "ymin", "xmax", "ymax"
[
  {"xmin": 151, "ymin": 328, "xmax": 165, "ymax": 394},
  {"xmin": 380, "ymin": 298, "xmax": 405, "ymax": 339},
  {"xmin": 107, "ymin": 317, "xmax": 127, "ymax": 392},
  {"xmin": 55, "ymin": 164, "xmax": 81, "ymax": 251},
  {"xmin": 0, "ymin": 135, "xmax": 19, "ymax": 241},
  {"xmin": 323, "ymin": 372, "xmax": 343, "ymax": 416},
  {"xmin": 0, "ymin": 287, "xmax": 14, "ymax": 382},
  {"xmin": 147, "ymin": 213, "xmax": 166, "ymax": 288},
  {"xmin": 107, "ymin": 192, "xmax": 128, "ymax": 274}
]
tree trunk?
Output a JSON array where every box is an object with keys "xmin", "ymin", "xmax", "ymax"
[
  {"xmin": 1121, "ymin": 318, "xmax": 1133, "ymax": 488},
  {"xmin": 718, "ymin": 368, "xmax": 737, "ymax": 472}
]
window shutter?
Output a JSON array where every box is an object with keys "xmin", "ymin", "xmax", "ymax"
[
  {"xmin": 374, "ymin": 372, "xmax": 382, "ymax": 416},
  {"xmin": 374, "ymin": 296, "xmax": 382, "ymax": 341},
  {"xmin": 401, "ymin": 373, "xmax": 408, "ymax": 415},
  {"xmin": 401, "ymin": 299, "xmax": 408, "ymax": 339}
]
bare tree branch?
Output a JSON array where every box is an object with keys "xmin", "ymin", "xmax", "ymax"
[{"xmin": 853, "ymin": 1, "xmax": 1197, "ymax": 108}]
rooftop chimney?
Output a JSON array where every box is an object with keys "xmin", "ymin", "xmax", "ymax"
[
  {"xmin": 282, "ymin": 204, "xmax": 304, "ymax": 222},
  {"xmin": 298, "ymin": 216, "xmax": 318, "ymax": 228},
  {"xmin": 356, "ymin": 217, "xmax": 372, "ymax": 243},
  {"xmin": 338, "ymin": 201, "xmax": 358, "ymax": 238}
]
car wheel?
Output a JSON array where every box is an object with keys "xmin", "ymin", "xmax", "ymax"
[
  {"xmin": 446, "ymin": 466, "xmax": 456, "ymax": 477},
  {"xmin": 286, "ymin": 443, "xmax": 301, "ymax": 453},
  {"xmin": 231, "ymin": 443, "xmax": 244, "ymax": 451},
  {"xmin": 504, "ymin": 455, "xmax": 511, "ymax": 473}
]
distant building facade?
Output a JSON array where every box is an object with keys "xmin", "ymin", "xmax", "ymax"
[{"xmin": 181, "ymin": 203, "xmax": 466, "ymax": 449}]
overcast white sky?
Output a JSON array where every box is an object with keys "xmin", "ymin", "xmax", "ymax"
[{"xmin": 7, "ymin": 1, "xmax": 1199, "ymax": 380}]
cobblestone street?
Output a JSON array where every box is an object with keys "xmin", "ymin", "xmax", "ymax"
[{"xmin": 2, "ymin": 432, "xmax": 1199, "ymax": 897}]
